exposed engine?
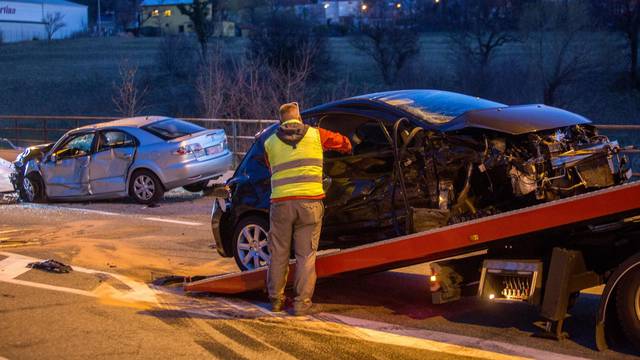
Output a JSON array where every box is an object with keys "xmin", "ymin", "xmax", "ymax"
[{"xmin": 399, "ymin": 124, "xmax": 632, "ymax": 230}]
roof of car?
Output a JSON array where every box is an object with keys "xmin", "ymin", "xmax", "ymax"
[{"xmin": 77, "ymin": 116, "xmax": 170, "ymax": 131}]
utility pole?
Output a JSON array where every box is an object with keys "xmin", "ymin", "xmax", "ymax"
[{"xmin": 97, "ymin": 0, "xmax": 102, "ymax": 36}]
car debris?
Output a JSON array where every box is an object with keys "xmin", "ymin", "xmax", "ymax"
[{"xmin": 27, "ymin": 259, "xmax": 73, "ymax": 273}]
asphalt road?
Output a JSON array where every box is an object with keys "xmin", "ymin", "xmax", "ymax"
[{"xmin": 0, "ymin": 192, "xmax": 639, "ymax": 360}]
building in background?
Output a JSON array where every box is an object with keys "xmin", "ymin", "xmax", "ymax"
[
  {"xmin": 140, "ymin": 0, "xmax": 235, "ymax": 37},
  {"xmin": 0, "ymin": 0, "xmax": 87, "ymax": 42}
]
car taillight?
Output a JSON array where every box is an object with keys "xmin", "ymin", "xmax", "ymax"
[
  {"xmin": 173, "ymin": 143, "xmax": 203, "ymax": 156},
  {"xmin": 173, "ymin": 146, "xmax": 190, "ymax": 156}
]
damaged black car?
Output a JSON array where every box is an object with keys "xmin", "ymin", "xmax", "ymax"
[{"xmin": 211, "ymin": 90, "xmax": 633, "ymax": 271}]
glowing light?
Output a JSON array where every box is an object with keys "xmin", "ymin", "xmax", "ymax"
[
  {"xmin": 361, "ymin": 3, "xmax": 368, "ymax": 11},
  {"xmin": 324, "ymin": 3, "xmax": 330, "ymax": 9},
  {"xmin": 396, "ymin": 3, "xmax": 402, "ymax": 9},
  {"xmin": 434, "ymin": 0, "xmax": 440, "ymax": 3},
  {"xmin": 430, "ymin": 275, "xmax": 437, "ymax": 282},
  {"xmin": 489, "ymin": 294, "xmax": 495, "ymax": 300}
]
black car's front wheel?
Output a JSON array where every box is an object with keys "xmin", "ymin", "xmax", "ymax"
[
  {"xmin": 232, "ymin": 215, "xmax": 270, "ymax": 271},
  {"xmin": 129, "ymin": 170, "xmax": 164, "ymax": 205}
]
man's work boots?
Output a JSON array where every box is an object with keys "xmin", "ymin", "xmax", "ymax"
[
  {"xmin": 293, "ymin": 300, "xmax": 313, "ymax": 316},
  {"xmin": 270, "ymin": 299, "xmax": 284, "ymax": 313}
]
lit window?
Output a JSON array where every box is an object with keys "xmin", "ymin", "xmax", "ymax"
[
  {"xmin": 164, "ymin": 9, "xmax": 172, "ymax": 16},
  {"xmin": 151, "ymin": 9, "xmax": 159, "ymax": 16}
]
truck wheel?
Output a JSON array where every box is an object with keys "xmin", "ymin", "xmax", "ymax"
[
  {"xmin": 129, "ymin": 170, "xmax": 164, "ymax": 205},
  {"xmin": 615, "ymin": 266, "xmax": 640, "ymax": 349},
  {"xmin": 232, "ymin": 216, "xmax": 270, "ymax": 271},
  {"xmin": 21, "ymin": 174, "xmax": 45, "ymax": 203}
]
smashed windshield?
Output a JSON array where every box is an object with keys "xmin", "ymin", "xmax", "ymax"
[{"xmin": 375, "ymin": 90, "xmax": 506, "ymax": 125}]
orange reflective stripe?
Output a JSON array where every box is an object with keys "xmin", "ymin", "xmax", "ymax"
[
  {"xmin": 271, "ymin": 158, "xmax": 323, "ymax": 174},
  {"xmin": 271, "ymin": 175, "xmax": 323, "ymax": 188}
]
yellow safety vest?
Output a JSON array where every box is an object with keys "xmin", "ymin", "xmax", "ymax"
[{"xmin": 264, "ymin": 120, "xmax": 324, "ymax": 200}]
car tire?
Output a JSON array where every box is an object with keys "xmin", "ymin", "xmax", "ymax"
[
  {"xmin": 616, "ymin": 266, "xmax": 640, "ymax": 349},
  {"xmin": 21, "ymin": 174, "xmax": 45, "ymax": 203},
  {"xmin": 129, "ymin": 170, "xmax": 164, "ymax": 205},
  {"xmin": 232, "ymin": 215, "xmax": 270, "ymax": 271}
]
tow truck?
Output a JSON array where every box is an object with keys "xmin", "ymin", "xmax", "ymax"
[{"xmin": 186, "ymin": 179, "xmax": 640, "ymax": 352}]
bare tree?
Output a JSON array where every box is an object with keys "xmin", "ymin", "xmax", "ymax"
[
  {"xmin": 594, "ymin": 0, "xmax": 640, "ymax": 88},
  {"xmin": 196, "ymin": 51, "xmax": 227, "ymax": 118},
  {"xmin": 156, "ymin": 35, "xmax": 197, "ymax": 79},
  {"xmin": 449, "ymin": 0, "xmax": 517, "ymax": 95},
  {"xmin": 43, "ymin": 12, "xmax": 66, "ymax": 41},
  {"xmin": 520, "ymin": 1, "xmax": 597, "ymax": 106},
  {"xmin": 351, "ymin": 24, "xmax": 420, "ymax": 85},
  {"xmin": 112, "ymin": 59, "xmax": 149, "ymax": 117},
  {"xmin": 178, "ymin": 0, "xmax": 218, "ymax": 58}
]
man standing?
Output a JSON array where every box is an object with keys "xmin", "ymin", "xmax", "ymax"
[{"xmin": 264, "ymin": 102, "xmax": 352, "ymax": 315}]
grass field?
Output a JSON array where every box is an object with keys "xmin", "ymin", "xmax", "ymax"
[{"xmin": 0, "ymin": 34, "xmax": 638, "ymax": 123}]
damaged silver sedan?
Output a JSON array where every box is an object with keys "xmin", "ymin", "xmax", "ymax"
[{"xmin": 11, "ymin": 116, "xmax": 232, "ymax": 204}]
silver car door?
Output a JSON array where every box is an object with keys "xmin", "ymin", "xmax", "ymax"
[
  {"xmin": 42, "ymin": 132, "xmax": 95, "ymax": 198},
  {"xmin": 89, "ymin": 130, "xmax": 136, "ymax": 195}
]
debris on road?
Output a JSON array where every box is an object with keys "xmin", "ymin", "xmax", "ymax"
[
  {"xmin": 0, "ymin": 192, "xmax": 18, "ymax": 205},
  {"xmin": 27, "ymin": 259, "xmax": 73, "ymax": 273}
]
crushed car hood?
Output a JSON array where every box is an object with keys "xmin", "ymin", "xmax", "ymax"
[{"xmin": 441, "ymin": 104, "xmax": 592, "ymax": 135}]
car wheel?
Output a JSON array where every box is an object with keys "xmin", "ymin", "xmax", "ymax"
[
  {"xmin": 232, "ymin": 216, "xmax": 270, "ymax": 271},
  {"xmin": 616, "ymin": 266, "xmax": 640, "ymax": 349},
  {"xmin": 129, "ymin": 170, "xmax": 164, "ymax": 205},
  {"xmin": 21, "ymin": 174, "xmax": 45, "ymax": 203}
]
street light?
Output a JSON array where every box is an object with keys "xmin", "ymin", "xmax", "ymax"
[{"xmin": 361, "ymin": 3, "xmax": 368, "ymax": 11}]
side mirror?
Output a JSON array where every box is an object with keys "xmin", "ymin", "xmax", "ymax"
[{"xmin": 49, "ymin": 153, "xmax": 57, "ymax": 163}]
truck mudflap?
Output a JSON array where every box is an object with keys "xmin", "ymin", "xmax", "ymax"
[{"xmin": 186, "ymin": 181, "xmax": 640, "ymax": 294}]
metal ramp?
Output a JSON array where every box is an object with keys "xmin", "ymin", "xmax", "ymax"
[{"xmin": 185, "ymin": 181, "xmax": 640, "ymax": 294}]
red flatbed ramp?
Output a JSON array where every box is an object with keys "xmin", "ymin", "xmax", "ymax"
[{"xmin": 185, "ymin": 181, "xmax": 640, "ymax": 294}]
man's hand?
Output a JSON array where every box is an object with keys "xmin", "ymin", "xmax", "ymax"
[{"xmin": 351, "ymin": 133, "xmax": 362, "ymax": 146}]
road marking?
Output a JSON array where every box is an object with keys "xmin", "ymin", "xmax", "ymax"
[
  {"xmin": 18, "ymin": 204, "xmax": 204, "ymax": 226},
  {"xmin": 0, "ymin": 252, "xmax": 158, "ymax": 305},
  {"xmin": 143, "ymin": 217, "xmax": 203, "ymax": 226},
  {"xmin": 317, "ymin": 313, "xmax": 585, "ymax": 360},
  {"xmin": 21, "ymin": 204, "xmax": 121, "ymax": 217}
]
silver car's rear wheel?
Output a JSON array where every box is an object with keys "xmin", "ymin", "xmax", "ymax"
[
  {"xmin": 233, "ymin": 216, "xmax": 270, "ymax": 271},
  {"xmin": 129, "ymin": 170, "xmax": 164, "ymax": 204},
  {"xmin": 133, "ymin": 175, "xmax": 155, "ymax": 201}
]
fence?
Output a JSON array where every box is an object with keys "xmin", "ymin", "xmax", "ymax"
[
  {"xmin": 0, "ymin": 115, "xmax": 278, "ymax": 164},
  {"xmin": 0, "ymin": 115, "xmax": 638, "ymax": 174}
]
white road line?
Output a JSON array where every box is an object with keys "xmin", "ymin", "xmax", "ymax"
[
  {"xmin": 317, "ymin": 313, "xmax": 586, "ymax": 360},
  {"xmin": 0, "ymin": 252, "xmax": 158, "ymax": 304},
  {"xmin": 21, "ymin": 204, "xmax": 121, "ymax": 217},
  {"xmin": 143, "ymin": 217, "xmax": 203, "ymax": 226},
  {"xmin": 18, "ymin": 204, "xmax": 204, "ymax": 226}
]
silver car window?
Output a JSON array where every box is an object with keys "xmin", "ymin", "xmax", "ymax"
[
  {"xmin": 97, "ymin": 131, "xmax": 136, "ymax": 152},
  {"xmin": 56, "ymin": 133, "xmax": 95, "ymax": 158}
]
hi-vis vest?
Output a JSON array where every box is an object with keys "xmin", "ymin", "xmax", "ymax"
[{"xmin": 264, "ymin": 120, "xmax": 324, "ymax": 200}]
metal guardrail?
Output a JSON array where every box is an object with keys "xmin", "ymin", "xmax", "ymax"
[
  {"xmin": 0, "ymin": 115, "xmax": 278, "ymax": 158},
  {"xmin": 0, "ymin": 116, "xmax": 638, "ymax": 171}
]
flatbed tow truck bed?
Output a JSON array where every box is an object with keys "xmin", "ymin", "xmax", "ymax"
[
  {"xmin": 186, "ymin": 181, "xmax": 640, "ymax": 294},
  {"xmin": 186, "ymin": 181, "xmax": 640, "ymax": 350}
]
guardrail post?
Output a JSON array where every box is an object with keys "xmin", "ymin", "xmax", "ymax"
[{"xmin": 232, "ymin": 120, "xmax": 238, "ymax": 168}]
